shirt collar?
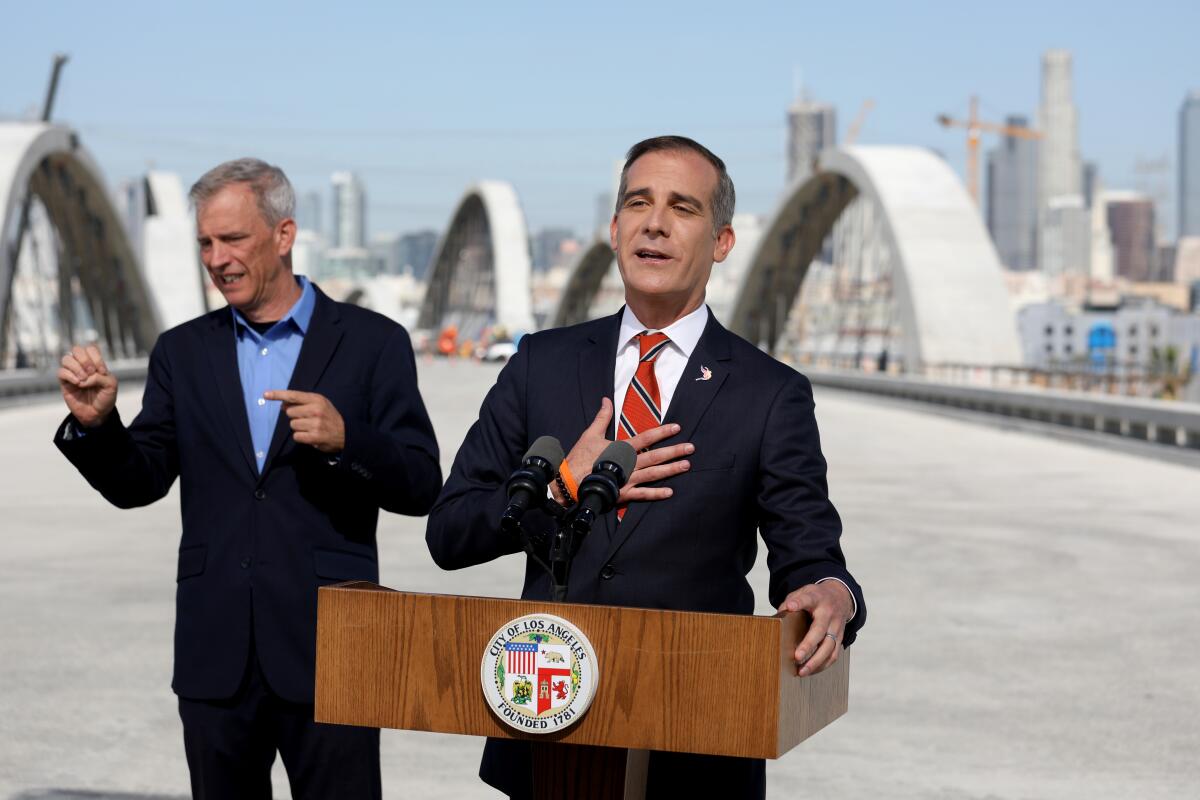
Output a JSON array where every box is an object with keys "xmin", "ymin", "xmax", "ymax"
[
  {"xmin": 618, "ymin": 303, "xmax": 709, "ymax": 359},
  {"xmin": 232, "ymin": 275, "xmax": 315, "ymax": 336}
]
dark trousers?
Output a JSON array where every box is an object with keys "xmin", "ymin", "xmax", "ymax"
[
  {"xmin": 178, "ymin": 643, "xmax": 380, "ymax": 800},
  {"xmin": 480, "ymin": 737, "xmax": 766, "ymax": 799}
]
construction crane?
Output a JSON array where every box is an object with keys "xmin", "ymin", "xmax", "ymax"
[
  {"xmin": 937, "ymin": 96, "xmax": 1042, "ymax": 205},
  {"xmin": 844, "ymin": 99, "xmax": 874, "ymax": 145}
]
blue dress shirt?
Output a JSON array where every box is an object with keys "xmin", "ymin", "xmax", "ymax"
[{"xmin": 232, "ymin": 276, "xmax": 316, "ymax": 473}]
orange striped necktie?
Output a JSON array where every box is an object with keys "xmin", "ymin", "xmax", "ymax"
[{"xmin": 616, "ymin": 331, "xmax": 670, "ymax": 519}]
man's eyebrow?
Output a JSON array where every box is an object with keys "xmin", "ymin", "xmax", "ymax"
[{"xmin": 668, "ymin": 191, "xmax": 705, "ymax": 210}]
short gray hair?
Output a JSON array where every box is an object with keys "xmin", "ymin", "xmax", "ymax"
[
  {"xmin": 188, "ymin": 158, "xmax": 295, "ymax": 227},
  {"xmin": 615, "ymin": 135, "xmax": 736, "ymax": 235}
]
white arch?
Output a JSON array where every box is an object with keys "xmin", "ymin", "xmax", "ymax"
[
  {"xmin": 141, "ymin": 171, "xmax": 208, "ymax": 329},
  {"xmin": 730, "ymin": 145, "xmax": 1022, "ymax": 367},
  {"xmin": 0, "ymin": 122, "xmax": 160, "ymax": 365},
  {"xmin": 550, "ymin": 238, "xmax": 615, "ymax": 328},
  {"xmin": 417, "ymin": 180, "xmax": 534, "ymax": 336}
]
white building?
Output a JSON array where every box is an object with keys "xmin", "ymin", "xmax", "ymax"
[
  {"xmin": 331, "ymin": 171, "xmax": 366, "ymax": 249},
  {"xmin": 1041, "ymin": 194, "xmax": 1089, "ymax": 278},
  {"xmin": 1037, "ymin": 50, "xmax": 1085, "ymax": 274}
]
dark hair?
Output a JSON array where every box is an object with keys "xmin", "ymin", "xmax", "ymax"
[{"xmin": 615, "ymin": 135, "xmax": 736, "ymax": 234}]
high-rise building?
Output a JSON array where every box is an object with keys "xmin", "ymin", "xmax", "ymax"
[
  {"xmin": 986, "ymin": 115, "xmax": 1038, "ymax": 270},
  {"xmin": 370, "ymin": 233, "xmax": 402, "ymax": 275},
  {"xmin": 1104, "ymin": 192, "xmax": 1156, "ymax": 282},
  {"xmin": 331, "ymin": 171, "xmax": 366, "ymax": 249},
  {"xmin": 786, "ymin": 88, "xmax": 836, "ymax": 185},
  {"xmin": 1157, "ymin": 244, "xmax": 1177, "ymax": 283},
  {"xmin": 530, "ymin": 228, "xmax": 580, "ymax": 272},
  {"xmin": 398, "ymin": 230, "xmax": 439, "ymax": 279},
  {"xmin": 1090, "ymin": 183, "xmax": 1115, "ymax": 283},
  {"xmin": 1037, "ymin": 50, "xmax": 1085, "ymax": 274},
  {"xmin": 1038, "ymin": 50, "xmax": 1082, "ymax": 206},
  {"xmin": 594, "ymin": 191, "xmax": 614, "ymax": 238},
  {"xmin": 296, "ymin": 190, "xmax": 322, "ymax": 234},
  {"xmin": 1180, "ymin": 91, "xmax": 1200, "ymax": 238},
  {"xmin": 1082, "ymin": 161, "xmax": 1098, "ymax": 209},
  {"xmin": 1042, "ymin": 195, "xmax": 1090, "ymax": 278}
]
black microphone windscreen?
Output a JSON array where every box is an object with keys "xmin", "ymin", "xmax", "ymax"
[
  {"xmin": 594, "ymin": 440, "xmax": 637, "ymax": 485},
  {"xmin": 525, "ymin": 435, "xmax": 565, "ymax": 467}
]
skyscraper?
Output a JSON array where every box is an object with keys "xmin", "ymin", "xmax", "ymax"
[
  {"xmin": 986, "ymin": 115, "xmax": 1038, "ymax": 270},
  {"xmin": 1180, "ymin": 91, "xmax": 1200, "ymax": 238},
  {"xmin": 1037, "ymin": 50, "xmax": 1086, "ymax": 276},
  {"xmin": 530, "ymin": 228, "xmax": 580, "ymax": 272},
  {"xmin": 398, "ymin": 230, "xmax": 439, "ymax": 279},
  {"xmin": 331, "ymin": 171, "xmax": 366, "ymax": 249},
  {"xmin": 1042, "ymin": 195, "xmax": 1090, "ymax": 279},
  {"xmin": 1105, "ymin": 192, "xmax": 1156, "ymax": 282},
  {"xmin": 786, "ymin": 88, "xmax": 836, "ymax": 185},
  {"xmin": 296, "ymin": 190, "xmax": 322, "ymax": 234},
  {"xmin": 1038, "ymin": 50, "xmax": 1082, "ymax": 207}
]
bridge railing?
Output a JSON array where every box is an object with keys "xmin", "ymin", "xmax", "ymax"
[
  {"xmin": 792, "ymin": 353, "xmax": 1194, "ymax": 400},
  {"xmin": 805, "ymin": 367, "xmax": 1200, "ymax": 453},
  {"xmin": 0, "ymin": 359, "xmax": 149, "ymax": 406}
]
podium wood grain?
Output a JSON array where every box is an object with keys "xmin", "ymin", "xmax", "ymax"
[{"xmin": 315, "ymin": 582, "xmax": 848, "ymax": 760}]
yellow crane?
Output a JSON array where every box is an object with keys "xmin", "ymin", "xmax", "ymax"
[{"xmin": 937, "ymin": 96, "xmax": 1043, "ymax": 205}]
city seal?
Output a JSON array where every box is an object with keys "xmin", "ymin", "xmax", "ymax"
[{"xmin": 480, "ymin": 612, "xmax": 599, "ymax": 734}]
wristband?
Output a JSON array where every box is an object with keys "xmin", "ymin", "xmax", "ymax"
[{"xmin": 555, "ymin": 459, "xmax": 578, "ymax": 504}]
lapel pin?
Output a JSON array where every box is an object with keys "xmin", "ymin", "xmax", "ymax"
[{"xmin": 695, "ymin": 365, "xmax": 713, "ymax": 382}]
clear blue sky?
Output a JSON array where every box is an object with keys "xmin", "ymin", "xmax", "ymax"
[{"xmin": 2, "ymin": 0, "xmax": 1197, "ymax": 238}]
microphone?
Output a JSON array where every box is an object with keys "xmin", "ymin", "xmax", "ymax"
[
  {"xmin": 569, "ymin": 440, "xmax": 637, "ymax": 537},
  {"xmin": 500, "ymin": 435, "xmax": 564, "ymax": 533}
]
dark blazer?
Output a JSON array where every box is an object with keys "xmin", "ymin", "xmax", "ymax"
[
  {"xmin": 56, "ymin": 285, "xmax": 441, "ymax": 704},
  {"xmin": 426, "ymin": 308, "xmax": 864, "ymax": 798}
]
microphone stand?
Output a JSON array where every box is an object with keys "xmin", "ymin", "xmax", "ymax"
[
  {"xmin": 547, "ymin": 515, "xmax": 586, "ymax": 603},
  {"xmin": 501, "ymin": 499, "xmax": 582, "ymax": 603},
  {"xmin": 501, "ymin": 498, "xmax": 569, "ymax": 597}
]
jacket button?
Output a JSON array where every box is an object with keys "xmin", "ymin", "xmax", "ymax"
[
  {"xmin": 600, "ymin": 564, "xmax": 615, "ymax": 580},
  {"xmin": 240, "ymin": 557, "xmax": 251, "ymax": 569},
  {"xmin": 254, "ymin": 489, "xmax": 266, "ymax": 500}
]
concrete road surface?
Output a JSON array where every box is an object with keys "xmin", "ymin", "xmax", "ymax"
[{"xmin": 1, "ymin": 359, "xmax": 1197, "ymax": 798}]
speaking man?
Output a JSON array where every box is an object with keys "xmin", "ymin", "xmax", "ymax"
[
  {"xmin": 54, "ymin": 158, "xmax": 441, "ymax": 799},
  {"xmin": 426, "ymin": 136, "xmax": 865, "ymax": 798}
]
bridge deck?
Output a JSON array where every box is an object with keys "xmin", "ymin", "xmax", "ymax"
[{"xmin": 1, "ymin": 360, "xmax": 1196, "ymax": 799}]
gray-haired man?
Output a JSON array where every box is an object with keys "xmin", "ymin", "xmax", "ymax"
[{"xmin": 55, "ymin": 159, "xmax": 441, "ymax": 798}]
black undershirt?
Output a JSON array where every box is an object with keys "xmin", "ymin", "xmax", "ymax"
[{"xmin": 245, "ymin": 319, "xmax": 279, "ymax": 335}]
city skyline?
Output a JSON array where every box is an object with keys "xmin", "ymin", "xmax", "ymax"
[{"xmin": 1, "ymin": 1, "xmax": 1196, "ymax": 238}]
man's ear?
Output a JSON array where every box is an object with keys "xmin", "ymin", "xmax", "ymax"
[
  {"xmin": 609, "ymin": 214, "xmax": 619, "ymax": 252},
  {"xmin": 712, "ymin": 224, "xmax": 736, "ymax": 264},
  {"xmin": 276, "ymin": 217, "xmax": 297, "ymax": 257}
]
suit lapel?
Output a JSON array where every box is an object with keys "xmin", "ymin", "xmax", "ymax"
[
  {"xmin": 605, "ymin": 312, "xmax": 734, "ymax": 560},
  {"xmin": 577, "ymin": 311, "xmax": 622, "ymax": 547},
  {"xmin": 260, "ymin": 289, "xmax": 344, "ymax": 478},
  {"xmin": 205, "ymin": 311, "xmax": 259, "ymax": 479}
]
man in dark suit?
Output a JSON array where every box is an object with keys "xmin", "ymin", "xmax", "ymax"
[
  {"xmin": 426, "ymin": 136, "xmax": 865, "ymax": 798},
  {"xmin": 55, "ymin": 158, "xmax": 441, "ymax": 799}
]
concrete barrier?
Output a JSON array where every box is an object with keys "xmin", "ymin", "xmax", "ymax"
[
  {"xmin": 806, "ymin": 368, "xmax": 1200, "ymax": 452},
  {"xmin": 0, "ymin": 359, "xmax": 149, "ymax": 406}
]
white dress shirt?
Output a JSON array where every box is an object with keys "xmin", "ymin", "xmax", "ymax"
[
  {"xmin": 613, "ymin": 304, "xmax": 709, "ymax": 428},
  {"xmin": 610, "ymin": 304, "xmax": 856, "ymax": 622}
]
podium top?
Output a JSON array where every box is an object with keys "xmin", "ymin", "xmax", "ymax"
[{"xmin": 315, "ymin": 583, "xmax": 848, "ymax": 759}]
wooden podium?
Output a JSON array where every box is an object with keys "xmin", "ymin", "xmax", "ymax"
[{"xmin": 315, "ymin": 582, "xmax": 849, "ymax": 799}]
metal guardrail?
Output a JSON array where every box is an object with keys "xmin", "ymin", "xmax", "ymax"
[
  {"xmin": 0, "ymin": 359, "xmax": 149, "ymax": 405},
  {"xmin": 806, "ymin": 368, "xmax": 1200, "ymax": 451}
]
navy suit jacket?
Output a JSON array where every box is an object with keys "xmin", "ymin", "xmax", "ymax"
[
  {"xmin": 56, "ymin": 285, "xmax": 441, "ymax": 703},
  {"xmin": 426, "ymin": 309, "xmax": 865, "ymax": 796}
]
